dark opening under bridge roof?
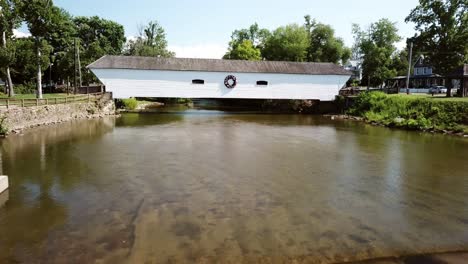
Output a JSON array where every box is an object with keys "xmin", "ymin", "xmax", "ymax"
[{"xmin": 88, "ymin": 55, "xmax": 351, "ymax": 76}]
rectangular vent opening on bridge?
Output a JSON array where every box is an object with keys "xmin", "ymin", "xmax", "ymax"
[
  {"xmin": 192, "ymin": 79, "xmax": 205, "ymax": 84},
  {"xmin": 257, "ymin": 81, "xmax": 268, "ymax": 86}
]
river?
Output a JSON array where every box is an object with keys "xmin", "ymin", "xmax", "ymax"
[{"xmin": 0, "ymin": 109, "xmax": 467, "ymax": 263}]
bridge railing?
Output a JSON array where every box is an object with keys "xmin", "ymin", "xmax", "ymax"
[{"xmin": 0, "ymin": 93, "xmax": 104, "ymax": 109}]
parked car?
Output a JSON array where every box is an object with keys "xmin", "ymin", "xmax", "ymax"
[{"xmin": 429, "ymin": 86, "xmax": 448, "ymax": 94}]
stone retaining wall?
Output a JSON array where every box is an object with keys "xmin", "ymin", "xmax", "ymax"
[{"xmin": 0, "ymin": 93, "xmax": 115, "ymax": 134}]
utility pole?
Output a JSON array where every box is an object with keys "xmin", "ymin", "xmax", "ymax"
[
  {"xmin": 77, "ymin": 39, "xmax": 82, "ymax": 89},
  {"xmin": 74, "ymin": 38, "xmax": 77, "ymax": 94},
  {"xmin": 406, "ymin": 42, "xmax": 413, "ymax": 95},
  {"xmin": 367, "ymin": 75, "xmax": 371, "ymax": 91},
  {"xmin": 73, "ymin": 38, "xmax": 83, "ymax": 94}
]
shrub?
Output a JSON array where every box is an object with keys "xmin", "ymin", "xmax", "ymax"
[
  {"xmin": 121, "ymin": 98, "xmax": 138, "ymax": 110},
  {"xmin": 0, "ymin": 116, "xmax": 8, "ymax": 136},
  {"xmin": 348, "ymin": 92, "xmax": 468, "ymax": 132},
  {"xmin": 15, "ymin": 82, "xmax": 36, "ymax": 94}
]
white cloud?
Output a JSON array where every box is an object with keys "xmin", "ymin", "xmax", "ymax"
[
  {"xmin": 13, "ymin": 29, "xmax": 31, "ymax": 38},
  {"xmin": 126, "ymin": 35, "xmax": 138, "ymax": 42},
  {"xmin": 169, "ymin": 43, "xmax": 227, "ymax": 59},
  {"xmin": 395, "ymin": 40, "xmax": 408, "ymax": 51},
  {"xmin": 123, "ymin": 37, "xmax": 227, "ymax": 59}
]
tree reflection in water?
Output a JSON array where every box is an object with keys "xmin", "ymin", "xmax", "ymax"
[{"xmin": 0, "ymin": 118, "xmax": 114, "ymax": 263}]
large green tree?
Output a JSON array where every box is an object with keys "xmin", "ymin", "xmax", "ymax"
[
  {"xmin": 21, "ymin": 0, "xmax": 73, "ymax": 98},
  {"xmin": 352, "ymin": 19, "xmax": 401, "ymax": 87},
  {"xmin": 124, "ymin": 21, "xmax": 174, "ymax": 57},
  {"xmin": 224, "ymin": 40, "xmax": 261, "ymax": 61},
  {"xmin": 67, "ymin": 16, "xmax": 126, "ymax": 85},
  {"xmin": 390, "ymin": 49, "xmax": 410, "ymax": 77},
  {"xmin": 10, "ymin": 37, "xmax": 52, "ymax": 86},
  {"xmin": 306, "ymin": 22, "xmax": 351, "ymax": 64},
  {"xmin": 262, "ymin": 24, "xmax": 309, "ymax": 62},
  {"xmin": 74, "ymin": 16, "xmax": 125, "ymax": 55},
  {"xmin": 45, "ymin": 8, "xmax": 75, "ymax": 87},
  {"xmin": 0, "ymin": 0, "xmax": 21, "ymax": 96},
  {"xmin": 406, "ymin": 0, "xmax": 467, "ymax": 95},
  {"xmin": 223, "ymin": 23, "xmax": 270, "ymax": 60}
]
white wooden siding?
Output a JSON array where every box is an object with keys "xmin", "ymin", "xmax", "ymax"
[{"xmin": 92, "ymin": 69, "xmax": 350, "ymax": 101}]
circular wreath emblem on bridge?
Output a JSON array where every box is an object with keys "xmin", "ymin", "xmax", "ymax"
[{"xmin": 224, "ymin": 75, "xmax": 237, "ymax": 89}]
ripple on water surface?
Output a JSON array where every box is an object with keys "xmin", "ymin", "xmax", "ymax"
[{"xmin": 0, "ymin": 112, "xmax": 468, "ymax": 263}]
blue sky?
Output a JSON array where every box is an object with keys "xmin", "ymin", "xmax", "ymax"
[{"xmin": 18, "ymin": 0, "xmax": 420, "ymax": 58}]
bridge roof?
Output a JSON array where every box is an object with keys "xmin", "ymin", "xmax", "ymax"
[{"xmin": 88, "ymin": 56, "xmax": 351, "ymax": 76}]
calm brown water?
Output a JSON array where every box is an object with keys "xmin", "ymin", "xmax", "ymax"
[{"xmin": 0, "ymin": 110, "xmax": 468, "ymax": 263}]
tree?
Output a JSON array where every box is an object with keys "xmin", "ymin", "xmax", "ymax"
[
  {"xmin": 223, "ymin": 23, "xmax": 270, "ymax": 59},
  {"xmin": 406, "ymin": 0, "xmax": 467, "ymax": 95},
  {"xmin": 306, "ymin": 22, "xmax": 351, "ymax": 64},
  {"xmin": 10, "ymin": 37, "xmax": 52, "ymax": 85},
  {"xmin": 0, "ymin": 0, "xmax": 21, "ymax": 96},
  {"xmin": 262, "ymin": 24, "xmax": 309, "ymax": 62},
  {"xmin": 44, "ymin": 8, "xmax": 75, "ymax": 87},
  {"xmin": 352, "ymin": 19, "xmax": 401, "ymax": 87},
  {"xmin": 51, "ymin": 16, "xmax": 126, "ymax": 86},
  {"xmin": 73, "ymin": 16, "xmax": 125, "ymax": 84},
  {"xmin": 124, "ymin": 21, "xmax": 174, "ymax": 57},
  {"xmin": 21, "ymin": 0, "xmax": 71, "ymax": 98},
  {"xmin": 223, "ymin": 40, "xmax": 261, "ymax": 61},
  {"xmin": 391, "ymin": 49, "xmax": 410, "ymax": 77},
  {"xmin": 304, "ymin": 15, "xmax": 317, "ymax": 61},
  {"xmin": 74, "ymin": 16, "xmax": 125, "ymax": 55}
]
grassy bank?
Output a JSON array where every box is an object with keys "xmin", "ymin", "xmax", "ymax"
[
  {"xmin": 115, "ymin": 98, "xmax": 191, "ymax": 111},
  {"xmin": 348, "ymin": 92, "xmax": 468, "ymax": 134}
]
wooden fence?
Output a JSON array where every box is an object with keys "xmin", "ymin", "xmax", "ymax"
[{"xmin": 0, "ymin": 93, "xmax": 104, "ymax": 109}]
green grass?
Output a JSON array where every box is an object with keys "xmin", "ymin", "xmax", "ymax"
[
  {"xmin": 390, "ymin": 94, "xmax": 468, "ymax": 102},
  {"xmin": 120, "ymin": 98, "xmax": 138, "ymax": 110},
  {"xmin": 348, "ymin": 92, "xmax": 468, "ymax": 134}
]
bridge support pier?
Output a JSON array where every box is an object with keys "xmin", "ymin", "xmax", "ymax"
[
  {"xmin": 0, "ymin": 176, "xmax": 8, "ymax": 208},
  {"xmin": 0, "ymin": 176, "xmax": 8, "ymax": 194}
]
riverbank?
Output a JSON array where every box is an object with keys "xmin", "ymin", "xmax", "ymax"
[
  {"xmin": 0, "ymin": 93, "xmax": 116, "ymax": 135},
  {"xmin": 346, "ymin": 92, "xmax": 468, "ymax": 137}
]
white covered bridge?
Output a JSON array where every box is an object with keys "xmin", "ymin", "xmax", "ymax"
[{"xmin": 88, "ymin": 56, "xmax": 351, "ymax": 101}]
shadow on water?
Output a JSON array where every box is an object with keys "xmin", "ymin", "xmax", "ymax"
[{"xmin": 116, "ymin": 112, "xmax": 185, "ymax": 127}]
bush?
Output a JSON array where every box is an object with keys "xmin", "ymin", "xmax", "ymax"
[
  {"xmin": 15, "ymin": 82, "xmax": 36, "ymax": 94},
  {"xmin": 0, "ymin": 116, "xmax": 8, "ymax": 136},
  {"xmin": 347, "ymin": 92, "xmax": 468, "ymax": 132},
  {"xmin": 120, "ymin": 98, "xmax": 138, "ymax": 110}
]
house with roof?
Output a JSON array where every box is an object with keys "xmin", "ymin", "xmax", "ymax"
[
  {"xmin": 386, "ymin": 56, "xmax": 445, "ymax": 92},
  {"xmin": 447, "ymin": 64, "xmax": 468, "ymax": 97},
  {"xmin": 386, "ymin": 57, "xmax": 467, "ymax": 96},
  {"xmin": 344, "ymin": 60, "xmax": 362, "ymax": 82},
  {"xmin": 411, "ymin": 56, "xmax": 446, "ymax": 88}
]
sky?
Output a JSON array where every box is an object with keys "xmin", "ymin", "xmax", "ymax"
[{"xmin": 17, "ymin": 0, "xmax": 420, "ymax": 58}]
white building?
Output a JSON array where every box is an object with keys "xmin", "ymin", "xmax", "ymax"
[
  {"xmin": 88, "ymin": 56, "xmax": 351, "ymax": 101},
  {"xmin": 344, "ymin": 60, "xmax": 362, "ymax": 81}
]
